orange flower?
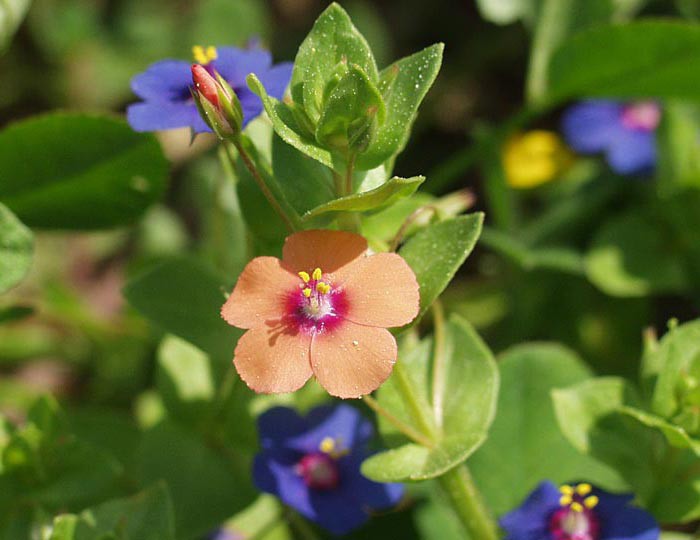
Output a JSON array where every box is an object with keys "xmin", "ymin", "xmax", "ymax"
[{"xmin": 221, "ymin": 230, "xmax": 420, "ymax": 398}]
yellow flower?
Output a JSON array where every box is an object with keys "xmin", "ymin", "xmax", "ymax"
[{"xmin": 502, "ymin": 130, "xmax": 574, "ymax": 189}]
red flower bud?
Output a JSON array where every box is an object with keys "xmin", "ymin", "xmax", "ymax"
[{"xmin": 191, "ymin": 64, "xmax": 220, "ymax": 107}]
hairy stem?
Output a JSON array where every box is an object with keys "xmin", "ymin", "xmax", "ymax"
[
  {"xmin": 438, "ymin": 465, "xmax": 500, "ymax": 540},
  {"xmin": 226, "ymin": 140, "xmax": 301, "ymax": 232}
]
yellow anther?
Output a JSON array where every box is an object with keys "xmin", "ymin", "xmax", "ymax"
[
  {"xmin": 316, "ymin": 282, "xmax": 330, "ymax": 294},
  {"xmin": 320, "ymin": 437, "xmax": 336, "ymax": 454},
  {"xmin": 559, "ymin": 485, "xmax": 574, "ymax": 496},
  {"xmin": 584, "ymin": 496, "xmax": 599, "ymax": 509},
  {"xmin": 302, "ymin": 288, "xmax": 312, "ymax": 298},
  {"xmin": 298, "ymin": 271, "xmax": 310, "ymax": 283},
  {"xmin": 312, "ymin": 268, "xmax": 322, "ymax": 281},
  {"xmin": 575, "ymin": 483, "xmax": 592, "ymax": 496},
  {"xmin": 570, "ymin": 502, "xmax": 584, "ymax": 513},
  {"xmin": 192, "ymin": 45, "xmax": 218, "ymax": 65},
  {"xmin": 559, "ymin": 495, "xmax": 572, "ymax": 507}
]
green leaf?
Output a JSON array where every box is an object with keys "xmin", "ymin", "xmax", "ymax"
[
  {"xmin": 356, "ymin": 43, "xmax": 444, "ymax": 170},
  {"xmin": 585, "ymin": 211, "xmax": 689, "ymax": 297},
  {"xmin": 290, "ymin": 2, "xmax": 378, "ymax": 124},
  {"xmin": 470, "ymin": 343, "xmax": 624, "ymax": 516},
  {"xmin": 552, "ymin": 377, "xmax": 656, "ymax": 500},
  {"xmin": 0, "ymin": 0, "xmax": 31, "ymax": 51},
  {"xmin": 649, "ymin": 319, "xmax": 700, "ymax": 419},
  {"xmin": 123, "ymin": 257, "xmax": 237, "ymax": 371},
  {"xmin": 363, "ymin": 315, "xmax": 498, "ymax": 481},
  {"xmin": 548, "ymin": 21, "xmax": 700, "ymax": 102},
  {"xmin": 247, "ymin": 73, "xmax": 335, "ymax": 170},
  {"xmin": 620, "ymin": 406, "xmax": 700, "ymax": 456},
  {"xmin": 0, "ymin": 203, "xmax": 33, "ymax": 294},
  {"xmin": 302, "ymin": 176, "xmax": 424, "ymax": 220},
  {"xmin": 657, "ymin": 100, "xmax": 700, "ymax": 195},
  {"xmin": 0, "ymin": 113, "xmax": 168, "ymax": 229},
  {"xmin": 132, "ymin": 420, "xmax": 255, "ymax": 540},
  {"xmin": 480, "ymin": 227, "xmax": 585, "ymax": 276},
  {"xmin": 399, "ymin": 214, "xmax": 483, "ymax": 321},
  {"xmin": 49, "ymin": 484, "xmax": 176, "ymax": 540},
  {"xmin": 315, "ymin": 64, "xmax": 385, "ymax": 153},
  {"xmin": 156, "ymin": 335, "xmax": 215, "ymax": 425}
]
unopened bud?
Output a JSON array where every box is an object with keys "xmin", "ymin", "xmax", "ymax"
[{"xmin": 191, "ymin": 64, "xmax": 243, "ymax": 139}]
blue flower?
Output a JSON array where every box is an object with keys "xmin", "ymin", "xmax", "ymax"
[
  {"xmin": 500, "ymin": 481, "xmax": 659, "ymax": 540},
  {"xmin": 253, "ymin": 404, "xmax": 404, "ymax": 535},
  {"xmin": 127, "ymin": 45, "xmax": 292, "ymax": 133},
  {"xmin": 206, "ymin": 528, "xmax": 241, "ymax": 540},
  {"xmin": 561, "ymin": 100, "xmax": 661, "ymax": 175}
]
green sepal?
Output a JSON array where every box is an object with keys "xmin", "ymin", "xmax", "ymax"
[
  {"xmin": 301, "ymin": 176, "xmax": 423, "ymax": 220},
  {"xmin": 315, "ymin": 64, "xmax": 385, "ymax": 153}
]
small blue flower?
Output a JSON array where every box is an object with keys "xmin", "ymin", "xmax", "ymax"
[
  {"xmin": 500, "ymin": 481, "xmax": 659, "ymax": 540},
  {"xmin": 127, "ymin": 44, "xmax": 292, "ymax": 133},
  {"xmin": 253, "ymin": 404, "xmax": 403, "ymax": 535},
  {"xmin": 561, "ymin": 100, "xmax": 661, "ymax": 175},
  {"xmin": 206, "ymin": 528, "xmax": 241, "ymax": 540}
]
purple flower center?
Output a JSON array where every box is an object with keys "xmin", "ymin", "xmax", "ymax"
[
  {"xmin": 287, "ymin": 268, "xmax": 347, "ymax": 332},
  {"xmin": 621, "ymin": 101, "xmax": 661, "ymax": 132},
  {"xmin": 296, "ymin": 453, "xmax": 340, "ymax": 490}
]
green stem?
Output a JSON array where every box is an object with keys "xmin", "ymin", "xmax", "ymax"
[
  {"xmin": 362, "ymin": 394, "xmax": 434, "ymax": 447},
  {"xmin": 525, "ymin": 0, "xmax": 575, "ymax": 105},
  {"xmin": 287, "ymin": 511, "xmax": 321, "ymax": 540},
  {"xmin": 438, "ymin": 465, "xmax": 500, "ymax": 540},
  {"xmin": 227, "ymin": 140, "xmax": 302, "ymax": 232},
  {"xmin": 392, "ymin": 360, "xmax": 437, "ymax": 441},
  {"xmin": 431, "ymin": 300, "xmax": 448, "ymax": 430}
]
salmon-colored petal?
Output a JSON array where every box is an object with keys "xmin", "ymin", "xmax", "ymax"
[
  {"xmin": 282, "ymin": 230, "xmax": 367, "ymax": 275},
  {"xmin": 311, "ymin": 322, "xmax": 397, "ymax": 399},
  {"xmin": 234, "ymin": 323, "xmax": 313, "ymax": 393},
  {"xmin": 334, "ymin": 253, "xmax": 419, "ymax": 328},
  {"xmin": 221, "ymin": 256, "xmax": 298, "ymax": 329}
]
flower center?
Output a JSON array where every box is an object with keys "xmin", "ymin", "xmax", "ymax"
[
  {"xmin": 192, "ymin": 45, "xmax": 218, "ymax": 65},
  {"xmin": 295, "ymin": 268, "xmax": 338, "ymax": 321},
  {"xmin": 621, "ymin": 101, "xmax": 661, "ymax": 132},
  {"xmin": 297, "ymin": 453, "xmax": 340, "ymax": 490},
  {"xmin": 549, "ymin": 484, "xmax": 600, "ymax": 540}
]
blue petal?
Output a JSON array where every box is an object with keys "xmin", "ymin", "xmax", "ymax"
[
  {"xmin": 287, "ymin": 404, "xmax": 375, "ymax": 454},
  {"xmin": 126, "ymin": 101, "xmax": 209, "ymax": 132},
  {"xmin": 307, "ymin": 487, "xmax": 371, "ymax": 535},
  {"xmin": 257, "ymin": 62, "xmax": 293, "ymax": 100},
  {"xmin": 130, "ymin": 60, "xmax": 192, "ymax": 102},
  {"xmin": 253, "ymin": 453, "xmax": 314, "ymax": 517},
  {"xmin": 499, "ymin": 481, "xmax": 560, "ymax": 540},
  {"xmin": 561, "ymin": 100, "xmax": 625, "ymax": 154},
  {"xmin": 606, "ymin": 130, "xmax": 656, "ymax": 175},
  {"xmin": 213, "ymin": 47, "xmax": 273, "ymax": 88},
  {"xmin": 257, "ymin": 407, "xmax": 310, "ymax": 450},
  {"xmin": 596, "ymin": 490, "xmax": 660, "ymax": 540},
  {"xmin": 238, "ymin": 87, "xmax": 264, "ymax": 127},
  {"xmin": 338, "ymin": 453, "xmax": 404, "ymax": 510}
]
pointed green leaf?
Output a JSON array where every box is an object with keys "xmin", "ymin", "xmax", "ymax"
[
  {"xmin": 302, "ymin": 176, "xmax": 423, "ymax": 220},
  {"xmin": 315, "ymin": 64, "xmax": 385, "ymax": 153},
  {"xmin": 585, "ymin": 211, "xmax": 689, "ymax": 297},
  {"xmin": 548, "ymin": 21, "xmax": 700, "ymax": 102},
  {"xmin": 290, "ymin": 2, "xmax": 378, "ymax": 123},
  {"xmin": 0, "ymin": 113, "xmax": 168, "ymax": 229},
  {"xmin": 123, "ymin": 257, "xmax": 237, "ymax": 370},
  {"xmin": 247, "ymin": 73, "xmax": 334, "ymax": 169},
  {"xmin": 356, "ymin": 43, "xmax": 443, "ymax": 170},
  {"xmin": 49, "ymin": 484, "xmax": 176, "ymax": 540},
  {"xmin": 0, "ymin": 203, "xmax": 32, "ymax": 294},
  {"xmin": 399, "ymin": 213, "xmax": 483, "ymax": 320}
]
